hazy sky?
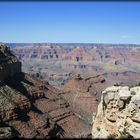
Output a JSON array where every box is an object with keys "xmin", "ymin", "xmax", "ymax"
[{"xmin": 0, "ymin": 2, "xmax": 140, "ymax": 44}]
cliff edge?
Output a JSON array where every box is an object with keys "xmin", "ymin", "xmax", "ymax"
[
  {"xmin": 0, "ymin": 44, "xmax": 21, "ymax": 81},
  {"xmin": 92, "ymin": 86, "xmax": 140, "ymax": 139}
]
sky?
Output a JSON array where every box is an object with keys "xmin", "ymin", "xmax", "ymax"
[{"xmin": 0, "ymin": 2, "xmax": 140, "ymax": 44}]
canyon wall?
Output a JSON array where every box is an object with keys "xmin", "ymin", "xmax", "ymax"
[
  {"xmin": 10, "ymin": 43, "xmax": 140, "ymax": 87},
  {"xmin": 0, "ymin": 44, "xmax": 21, "ymax": 81},
  {"xmin": 0, "ymin": 44, "xmax": 91, "ymax": 138}
]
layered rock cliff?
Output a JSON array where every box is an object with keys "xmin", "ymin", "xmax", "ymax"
[
  {"xmin": 10, "ymin": 43, "xmax": 140, "ymax": 87},
  {"xmin": 63, "ymin": 74, "xmax": 106, "ymax": 123},
  {"xmin": 0, "ymin": 44, "xmax": 91, "ymax": 138},
  {"xmin": 92, "ymin": 86, "xmax": 140, "ymax": 139},
  {"xmin": 0, "ymin": 44, "xmax": 21, "ymax": 81}
]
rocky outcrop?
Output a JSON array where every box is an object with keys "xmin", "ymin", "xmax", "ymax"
[
  {"xmin": 0, "ymin": 127, "xmax": 13, "ymax": 138},
  {"xmin": 0, "ymin": 44, "xmax": 21, "ymax": 81},
  {"xmin": 92, "ymin": 86, "xmax": 140, "ymax": 139}
]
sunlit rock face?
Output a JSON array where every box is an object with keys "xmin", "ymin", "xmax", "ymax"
[{"xmin": 92, "ymin": 86, "xmax": 140, "ymax": 139}]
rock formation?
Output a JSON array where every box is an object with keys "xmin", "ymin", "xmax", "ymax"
[
  {"xmin": 0, "ymin": 127, "xmax": 13, "ymax": 138},
  {"xmin": 92, "ymin": 86, "xmax": 140, "ymax": 139},
  {"xmin": 0, "ymin": 44, "xmax": 91, "ymax": 138},
  {"xmin": 4, "ymin": 42, "xmax": 140, "ymax": 138},
  {"xmin": 63, "ymin": 74, "xmax": 106, "ymax": 124},
  {"xmin": 0, "ymin": 44, "xmax": 21, "ymax": 81},
  {"xmin": 10, "ymin": 43, "xmax": 140, "ymax": 87}
]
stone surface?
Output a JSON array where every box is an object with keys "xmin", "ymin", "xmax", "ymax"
[
  {"xmin": 0, "ymin": 127, "xmax": 13, "ymax": 138},
  {"xmin": 0, "ymin": 44, "xmax": 21, "ymax": 81},
  {"xmin": 92, "ymin": 86, "xmax": 140, "ymax": 139}
]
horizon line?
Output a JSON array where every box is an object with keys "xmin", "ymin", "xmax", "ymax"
[{"xmin": 5, "ymin": 42, "xmax": 140, "ymax": 46}]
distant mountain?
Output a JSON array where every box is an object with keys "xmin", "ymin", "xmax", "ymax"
[{"xmin": 6, "ymin": 43, "xmax": 140, "ymax": 49}]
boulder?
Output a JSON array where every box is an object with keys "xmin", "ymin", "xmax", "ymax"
[{"xmin": 92, "ymin": 86, "xmax": 140, "ymax": 139}]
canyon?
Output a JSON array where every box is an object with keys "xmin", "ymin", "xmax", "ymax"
[
  {"xmin": 9, "ymin": 43, "xmax": 140, "ymax": 87},
  {"xmin": 0, "ymin": 44, "xmax": 91, "ymax": 138},
  {"xmin": 9, "ymin": 43, "xmax": 140, "ymax": 122},
  {"xmin": 1, "ymin": 43, "xmax": 140, "ymax": 138}
]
